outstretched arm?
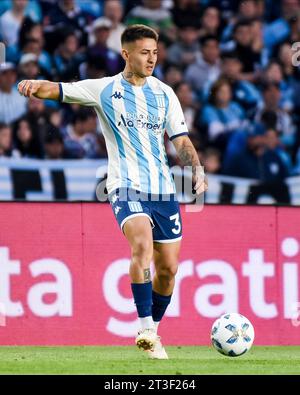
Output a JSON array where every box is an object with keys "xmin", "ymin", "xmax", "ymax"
[
  {"xmin": 18, "ymin": 80, "xmax": 60, "ymax": 100},
  {"xmin": 171, "ymin": 135, "xmax": 208, "ymax": 195}
]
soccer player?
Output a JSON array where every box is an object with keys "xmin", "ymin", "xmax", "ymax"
[{"xmin": 18, "ymin": 24, "xmax": 208, "ymax": 359}]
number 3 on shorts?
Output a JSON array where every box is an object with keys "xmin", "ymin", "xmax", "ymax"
[{"xmin": 169, "ymin": 213, "xmax": 181, "ymax": 235}]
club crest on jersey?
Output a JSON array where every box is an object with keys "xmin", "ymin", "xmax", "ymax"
[
  {"xmin": 155, "ymin": 94, "xmax": 165, "ymax": 108},
  {"xmin": 128, "ymin": 201, "xmax": 143, "ymax": 213},
  {"xmin": 111, "ymin": 91, "xmax": 123, "ymax": 99}
]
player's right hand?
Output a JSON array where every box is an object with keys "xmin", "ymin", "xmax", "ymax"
[
  {"xmin": 17, "ymin": 80, "xmax": 40, "ymax": 97},
  {"xmin": 193, "ymin": 166, "xmax": 208, "ymax": 195}
]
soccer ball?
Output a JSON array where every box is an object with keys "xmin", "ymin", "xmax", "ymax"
[{"xmin": 211, "ymin": 313, "xmax": 255, "ymax": 357}]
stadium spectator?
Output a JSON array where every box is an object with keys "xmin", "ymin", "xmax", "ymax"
[
  {"xmin": 125, "ymin": 0, "xmax": 175, "ymax": 40},
  {"xmin": 222, "ymin": 20, "xmax": 262, "ymax": 82},
  {"xmin": 20, "ymin": 39, "xmax": 53, "ymax": 79},
  {"xmin": 167, "ymin": 25, "xmax": 201, "ymax": 67},
  {"xmin": 173, "ymin": 81, "xmax": 202, "ymax": 152},
  {"xmin": 251, "ymin": 18, "xmax": 266, "ymax": 64},
  {"xmin": 48, "ymin": 108, "xmax": 63, "ymax": 129},
  {"xmin": 277, "ymin": 41, "xmax": 300, "ymax": 142},
  {"xmin": 18, "ymin": 19, "xmax": 53, "ymax": 76},
  {"xmin": 18, "ymin": 53, "xmax": 43, "ymax": 80},
  {"xmin": 163, "ymin": 64, "xmax": 183, "ymax": 88},
  {"xmin": 21, "ymin": 37, "xmax": 40, "ymax": 57},
  {"xmin": 212, "ymin": 51, "xmax": 261, "ymax": 116},
  {"xmin": 44, "ymin": 126, "xmax": 67, "ymax": 159},
  {"xmin": 223, "ymin": 122, "xmax": 291, "ymax": 203},
  {"xmin": 174, "ymin": 81, "xmax": 199, "ymax": 134},
  {"xmin": 262, "ymin": 60, "xmax": 295, "ymax": 112},
  {"xmin": 239, "ymin": 0, "xmax": 263, "ymax": 19},
  {"xmin": 209, "ymin": 0, "xmax": 240, "ymax": 20},
  {"xmin": 27, "ymin": 94, "xmax": 46, "ymax": 116},
  {"xmin": 261, "ymin": 0, "xmax": 294, "ymax": 56},
  {"xmin": 152, "ymin": 38, "xmax": 169, "ymax": 80},
  {"xmin": 88, "ymin": 15, "xmax": 111, "ymax": 45},
  {"xmin": 43, "ymin": 0, "xmax": 92, "ymax": 49},
  {"xmin": 278, "ymin": 41, "xmax": 297, "ymax": 81},
  {"xmin": 264, "ymin": 127, "xmax": 293, "ymax": 174},
  {"xmin": 222, "ymin": 127, "xmax": 290, "ymax": 182},
  {"xmin": 74, "ymin": 0, "xmax": 102, "ymax": 19},
  {"xmin": 263, "ymin": 0, "xmax": 282, "ymax": 22},
  {"xmin": 87, "ymin": 17, "xmax": 124, "ymax": 77},
  {"xmin": 254, "ymin": 81, "xmax": 296, "ymax": 149},
  {"xmin": 201, "ymin": 147, "xmax": 221, "ymax": 174},
  {"xmin": 201, "ymin": 78, "xmax": 246, "ymax": 152},
  {"xmin": 184, "ymin": 35, "xmax": 221, "ymax": 97},
  {"xmin": 53, "ymin": 28, "xmax": 84, "ymax": 81},
  {"xmin": 222, "ymin": 0, "xmax": 292, "ymax": 64},
  {"xmin": 0, "ymin": 0, "xmax": 28, "ymax": 47},
  {"xmin": 79, "ymin": 52, "xmax": 107, "ymax": 80},
  {"xmin": 171, "ymin": 0, "xmax": 202, "ymax": 29},
  {"xmin": 0, "ymin": 123, "xmax": 16, "ymax": 157},
  {"xmin": 0, "ymin": 0, "xmax": 42, "ymax": 22},
  {"xmin": 26, "ymin": 96, "xmax": 62, "ymax": 134},
  {"xmin": 221, "ymin": 0, "xmax": 263, "ymax": 43},
  {"xmin": 288, "ymin": 9, "xmax": 300, "ymax": 44},
  {"xmin": 198, "ymin": 6, "xmax": 222, "ymax": 40},
  {"xmin": 12, "ymin": 116, "xmax": 43, "ymax": 158},
  {"xmin": 62, "ymin": 107, "xmax": 101, "ymax": 159},
  {"xmin": 103, "ymin": 0, "xmax": 126, "ymax": 54},
  {"xmin": 0, "ymin": 62, "xmax": 27, "ymax": 124},
  {"xmin": 282, "ymin": 0, "xmax": 300, "ymax": 21}
]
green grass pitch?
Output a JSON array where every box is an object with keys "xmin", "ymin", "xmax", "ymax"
[{"xmin": 0, "ymin": 346, "xmax": 299, "ymax": 375}]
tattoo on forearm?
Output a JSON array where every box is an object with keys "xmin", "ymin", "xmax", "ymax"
[
  {"xmin": 144, "ymin": 268, "xmax": 151, "ymax": 283},
  {"xmin": 178, "ymin": 145, "xmax": 195, "ymax": 166},
  {"xmin": 177, "ymin": 143, "xmax": 200, "ymax": 175}
]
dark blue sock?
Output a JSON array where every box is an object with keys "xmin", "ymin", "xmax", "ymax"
[
  {"xmin": 152, "ymin": 290, "xmax": 172, "ymax": 322},
  {"xmin": 131, "ymin": 282, "xmax": 153, "ymax": 317}
]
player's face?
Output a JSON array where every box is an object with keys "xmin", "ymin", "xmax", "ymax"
[{"xmin": 123, "ymin": 38, "xmax": 158, "ymax": 78}]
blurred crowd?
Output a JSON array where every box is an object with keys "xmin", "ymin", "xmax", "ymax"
[{"xmin": 1, "ymin": 0, "xmax": 300, "ymax": 184}]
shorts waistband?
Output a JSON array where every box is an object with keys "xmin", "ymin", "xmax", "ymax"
[{"xmin": 109, "ymin": 188, "xmax": 178, "ymax": 202}]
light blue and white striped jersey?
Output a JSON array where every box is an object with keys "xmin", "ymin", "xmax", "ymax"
[{"xmin": 60, "ymin": 73, "xmax": 188, "ymax": 194}]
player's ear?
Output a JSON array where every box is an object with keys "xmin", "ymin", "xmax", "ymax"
[{"xmin": 121, "ymin": 48, "xmax": 129, "ymax": 62}]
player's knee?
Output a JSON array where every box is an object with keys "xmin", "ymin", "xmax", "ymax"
[
  {"xmin": 157, "ymin": 264, "xmax": 178, "ymax": 280},
  {"xmin": 131, "ymin": 236, "xmax": 153, "ymax": 262}
]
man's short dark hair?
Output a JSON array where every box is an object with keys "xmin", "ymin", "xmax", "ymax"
[
  {"xmin": 199, "ymin": 34, "xmax": 219, "ymax": 47},
  {"xmin": 72, "ymin": 108, "xmax": 96, "ymax": 124},
  {"xmin": 221, "ymin": 50, "xmax": 241, "ymax": 62},
  {"xmin": 261, "ymin": 81, "xmax": 280, "ymax": 92},
  {"xmin": 233, "ymin": 19, "xmax": 252, "ymax": 34},
  {"xmin": 121, "ymin": 24, "xmax": 159, "ymax": 45},
  {"xmin": 44, "ymin": 126, "xmax": 63, "ymax": 144}
]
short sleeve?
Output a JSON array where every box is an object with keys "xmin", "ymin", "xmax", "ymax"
[
  {"xmin": 60, "ymin": 79, "xmax": 101, "ymax": 107},
  {"xmin": 165, "ymin": 88, "xmax": 189, "ymax": 141}
]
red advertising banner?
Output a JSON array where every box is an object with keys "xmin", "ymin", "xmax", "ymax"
[{"xmin": 0, "ymin": 203, "xmax": 299, "ymax": 345}]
